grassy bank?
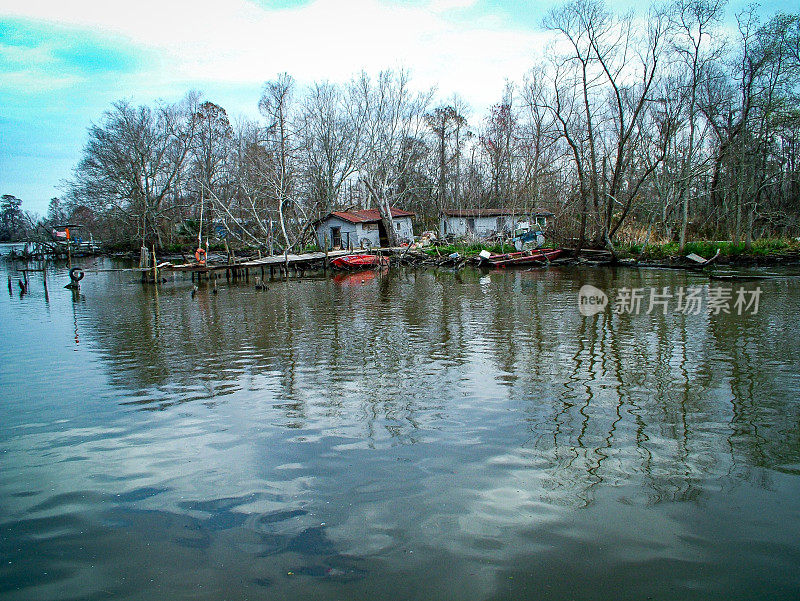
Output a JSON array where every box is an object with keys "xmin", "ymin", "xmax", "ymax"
[
  {"xmin": 619, "ymin": 238, "xmax": 800, "ymax": 260},
  {"xmin": 423, "ymin": 238, "xmax": 800, "ymax": 260}
]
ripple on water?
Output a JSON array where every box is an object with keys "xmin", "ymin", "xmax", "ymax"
[{"xmin": 2, "ymin": 262, "xmax": 800, "ymax": 600}]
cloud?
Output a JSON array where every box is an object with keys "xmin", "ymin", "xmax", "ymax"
[
  {"xmin": 0, "ymin": 0, "xmax": 552, "ymax": 106},
  {"xmin": 0, "ymin": 19, "xmax": 146, "ymax": 94},
  {"xmin": 429, "ymin": 0, "xmax": 481, "ymax": 13}
]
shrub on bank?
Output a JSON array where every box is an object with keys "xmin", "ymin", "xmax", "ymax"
[{"xmin": 424, "ymin": 242, "xmax": 516, "ymax": 257}]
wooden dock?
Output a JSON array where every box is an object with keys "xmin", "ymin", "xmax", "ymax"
[
  {"xmin": 168, "ymin": 249, "xmax": 359, "ymax": 273},
  {"xmin": 75, "ymin": 248, "xmax": 402, "ymax": 283}
]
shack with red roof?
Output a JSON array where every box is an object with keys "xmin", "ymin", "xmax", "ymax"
[{"xmin": 313, "ymin": 207, "xmax": 415, "ymax": 250}]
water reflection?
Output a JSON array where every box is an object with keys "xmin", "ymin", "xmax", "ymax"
[{"xmin": 1, "ymin": 257, "xmax": 799, "ymax": 600}]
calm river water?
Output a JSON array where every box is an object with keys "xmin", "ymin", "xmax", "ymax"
[{"xmin": 1, "ymin": 245, "xmax": 799, "ymax": 600}]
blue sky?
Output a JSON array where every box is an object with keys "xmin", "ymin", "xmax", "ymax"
[{"xmin": 0, "ymin": 0, "xmax": 789, "ymax": 216}]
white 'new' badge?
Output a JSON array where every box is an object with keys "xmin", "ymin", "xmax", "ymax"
[{"xmin": 578, "ymin": 285, "xmax": 608, "ymax": 316}]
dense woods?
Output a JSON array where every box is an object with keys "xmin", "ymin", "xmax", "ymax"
[{"xmin": 22, "ymin": 0, "xmax": 798, "ymax": 252}]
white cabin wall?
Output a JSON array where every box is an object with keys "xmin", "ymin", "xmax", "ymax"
[
  {"xmin": 438, "ymin": 214, "xmax": 549, "ymax": 239},
  {"xmin": 395, "ymin": 217, "xmax": 413, "ymax": 242},
  {"xmin": 315, "ymin": 217, "xmax": 358, "ymax": 249},
  {"xmin": 358, "ymin": 224, "xmax": 381, "ymax": 248},
  {"xmin": 316, "ymin": 216, "xmax": 415, "ymax": 249}
]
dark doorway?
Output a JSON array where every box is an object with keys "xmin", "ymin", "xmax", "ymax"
[
  {"xmin": 467, "ymin": 218, "xmax": 475, "ymax": 233},
  {"xmin": 330, "ymin": 226, "xmax": 341, "ymax": 249},
  {"xmin": 377, "ymin": 222, "xmax": 389, "ymax": 247}
]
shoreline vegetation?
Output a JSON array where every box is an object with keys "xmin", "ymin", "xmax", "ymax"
[
  {"xmin": 410, "ymin": 238, "xmax": 800, "ymax": 268},
  {"xmin": 6, "ymin": 237, "xmax": 799, "ymax": 272}
]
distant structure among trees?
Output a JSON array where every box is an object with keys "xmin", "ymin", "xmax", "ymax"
[{"xmin": 52, "ymin": 0, "xmax": 797, "ymax": 253}]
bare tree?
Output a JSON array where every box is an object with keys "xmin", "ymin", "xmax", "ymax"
[
  {"xmin": 520, "ymin": 69, "xmax": 562, "ymax": 215},
  {"xmin": 354, "ymin": 70, "xmax": 433, "ymax": 246},
  {"xmin": 670, "ymin": 0, "xmax": 726, "ymax": 251},
  {"xmin": 544, "ymin": 0, "xmax": 668, "ymax": 251},
  {"xmin": 426, "ymin": 102, "xmax": 469, "ymax": 215},
  {"xmin": 299, "ymin": 81, "xmax": 366, "ymax": 216},
  {"xmin": 69, "ymin": 97, "xmax": 197, "ymax": 247},
  {"xmin": 480, "ymin": 87, "xmax": 518, "ymax": 206},
  {"xmin": 259, "ymin": 73, "xmax": 297, "ymax": 249}
]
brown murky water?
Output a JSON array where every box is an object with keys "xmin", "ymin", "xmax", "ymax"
[{"xmin": 2, "ymin": 247, "xmax": 799, "ymax": 600}]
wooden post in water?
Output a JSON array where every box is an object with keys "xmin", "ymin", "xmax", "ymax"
[{"xmin": 140, "ymin": 246, "xmax": 149, "ymax": 284}]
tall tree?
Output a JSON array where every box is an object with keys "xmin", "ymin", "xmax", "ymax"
[
  {"xmin": 69, "ymin": 98, "xmax": 197, "ymax": 247},
  {"xmin": 299, "ymin": 81, "xmax": 365, "ymax": 216},
  {"xmin": 544, "ymin": 0, "xmax": 668, "ymax": 250},
  {"xmin": 670, "ymin": 0, "xmax": 726, "ymax": 251},
  {"xmin": 191, "ymin": 100, "xmax": 234, "ymax": 242},
  {"xmin": 355, "ymin": 70, "xmax": 432, "ymax": 246},
  {"xmin": 425, "ymin": 104, "xmax": 468, "ymax": 214},
  {"xmin": 46, "ymin": 197, "xmax": 67, "ymax": 226},
  {"xmin": 480, "ymin": 84, "xmax": 517, "ymax": 205},
  {"xmin": 259, "ymin": 73, "xmax": 297, "ymax": 249},
  {"xmin": 0, "ymin": 194, "xmax": 26, "ymax": 241}
]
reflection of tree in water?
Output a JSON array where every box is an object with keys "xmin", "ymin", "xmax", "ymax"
[
  {"xmin": 707, "ymin": 283, "xmax": 800, "ymax": 476},
  {"xmin": 80, "ymin": 271, "xmax": 471, "ymax": 443},
  {"xmin": 80, "ymin": 269, "xmax": 800, "ymax": 499},
  {"xmin": 491, "ymin": 274, "xmax": 800, "ymax": 508}
]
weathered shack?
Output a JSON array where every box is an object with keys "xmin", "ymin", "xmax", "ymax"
[
  {"xmin": 314, "ymin": 208, "xmax": 415, "ymax": 250},
  {"xmin": 439, "ymin": 208, "xmax": 554, "ymax": 239}
]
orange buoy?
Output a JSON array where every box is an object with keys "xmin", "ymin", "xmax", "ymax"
[{"xmin": 195, "ymin": 248, "xmax": 207, "ymax": 264}]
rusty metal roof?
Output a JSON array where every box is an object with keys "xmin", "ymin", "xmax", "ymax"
[
  {"xmin": 441, "ymin": 208, "xmax": 554, "ymax": 218},
  {"xmin": 325, "ymin": 208, "xmax": 415, "ymax": 224}
]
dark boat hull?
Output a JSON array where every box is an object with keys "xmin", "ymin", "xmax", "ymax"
[{"xmin": 486, "ymin": 249, "xmax": 563, "ymax": 267}]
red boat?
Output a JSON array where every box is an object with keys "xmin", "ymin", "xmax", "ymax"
[
  {"xmin": 330, "ymin": 254, "xmax": 389, "ymax": 269},
  {"xmin": 485, "ymin": 248, "xmax": 563, "ymax": 268}
]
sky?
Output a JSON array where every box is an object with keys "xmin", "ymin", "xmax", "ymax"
[{"xmin": 0, "ymin": 0, "xmax": 789, "ymax": 216}]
